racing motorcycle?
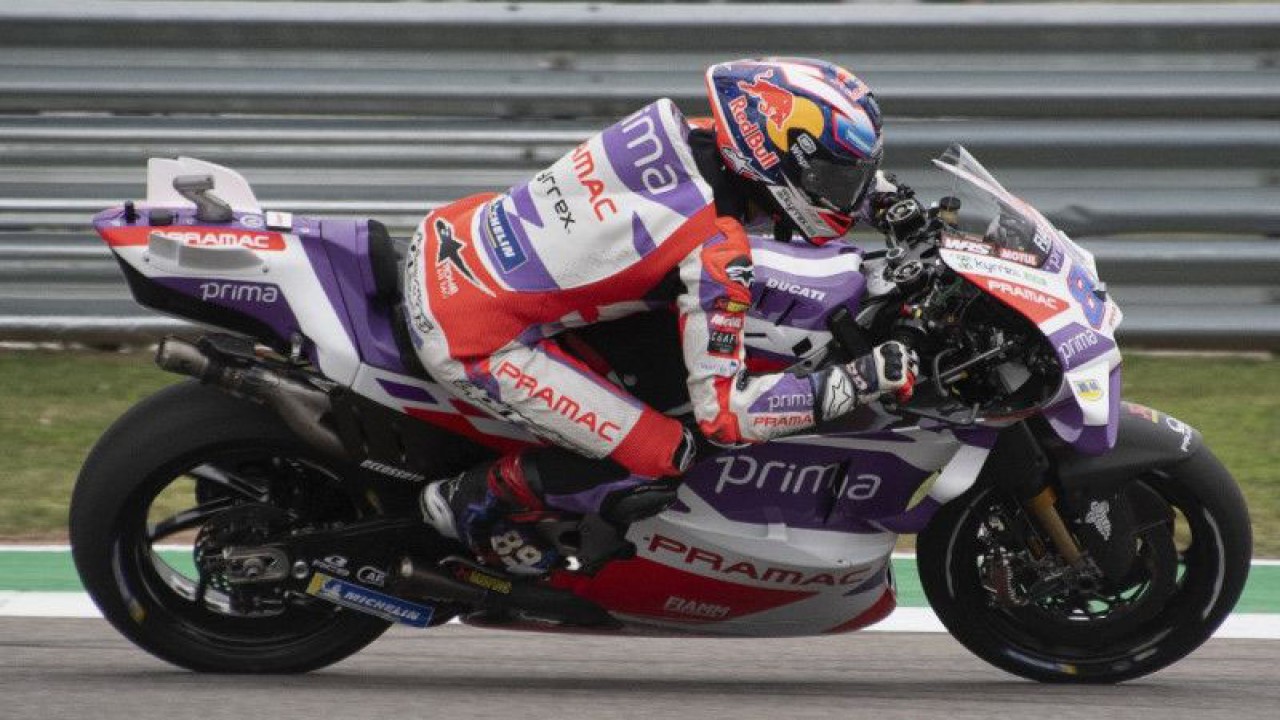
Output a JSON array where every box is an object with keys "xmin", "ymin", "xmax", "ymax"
[{"xmin": 71, "ymin": 145, "xmax": 1251, "ymax": 683}]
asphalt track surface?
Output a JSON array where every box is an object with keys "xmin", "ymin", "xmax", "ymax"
[{"xmin": 2, "ymin": 619, "xmax": 1277, "ymax": 720}]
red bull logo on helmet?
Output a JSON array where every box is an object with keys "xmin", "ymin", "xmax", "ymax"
[
  {"xmin": 728, "ymin": 95, "xmax": 780, "ymax": 170},
  {"xmin": 737, "ymin": 70, "xmax": 796, "ymax": 135}
]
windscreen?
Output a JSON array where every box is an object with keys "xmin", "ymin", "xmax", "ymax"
[{"xmin": 932, "ymin": 144, "xmax": 1055, "ymax": 268}]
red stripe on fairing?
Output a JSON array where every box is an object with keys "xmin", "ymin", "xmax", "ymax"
[
  {"xmin": 552, "ymin": 557, "xmax": 816, "ymax": 623},
  {"xmin": 959, "ymin": 272, "xmax": 1066, "ymax": 325},
  {"xmin": 100, "ymin": 225, "xmax": 287, "ymax": 251},
  {"xmin": 823, "ymin": 587, "xmax": 897, "ymax": 634},
  {"xmin": 403, "ymin": 406, "xmax": 534, "ymax": 455}
]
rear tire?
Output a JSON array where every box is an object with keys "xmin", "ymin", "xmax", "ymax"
[
  {"xmin": 70, "ymin": 381, "xmax": 390, "ymax": 673},
  {"xmin": 917, "ymin": 446, "xmax": 1251, "ymax": 683}
]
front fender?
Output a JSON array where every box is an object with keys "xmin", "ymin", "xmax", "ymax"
[{"xmin": 1053, "ymin": 401, "xmax": 1202, "ymax": 495}]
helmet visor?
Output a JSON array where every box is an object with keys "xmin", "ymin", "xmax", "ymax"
[{"xmin": 799, "ymin": 153, "xmax": 880, "ymax": 214}]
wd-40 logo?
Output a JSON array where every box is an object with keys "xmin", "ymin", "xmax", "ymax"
[{"xmin": 485, "ymin": 204, "xmax": 528, "ymax": 273}]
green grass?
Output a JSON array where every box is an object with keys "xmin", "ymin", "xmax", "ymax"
[
  {"xmin": 0, "ymin": 350, "xmax": 1276, "ymax": 553},
  {"xmin": 0, "ymin": 349, "xmax": 176, "ymax": 539},
  {"xmin": 1120, "ymin": 354, "xmax": 1280, "ymax": 555}
]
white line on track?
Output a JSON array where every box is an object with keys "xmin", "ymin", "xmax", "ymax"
[
  {"xmin": 7, "ymin": 545, "xmax": 1280, "ymax": 565},
  {"xmin": 3, "ymin": 592, "xmax": 1278, "ymax": 639}
]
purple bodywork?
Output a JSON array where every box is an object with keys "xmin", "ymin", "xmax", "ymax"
[{"xmin": 302, "ymin": 218, "xmax": 407, "ymax": 373}]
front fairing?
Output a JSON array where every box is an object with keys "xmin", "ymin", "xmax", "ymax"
[{"xmin": 932, "ymin": 146, "xmax": 1123, "ymax": 454}]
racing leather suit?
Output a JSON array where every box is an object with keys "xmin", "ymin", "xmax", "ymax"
[{"xmin": 405, "ymin": 99, "xmax": 899, "ymax": 518}]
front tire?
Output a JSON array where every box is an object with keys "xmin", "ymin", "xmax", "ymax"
[
  {"xmin": 70, "ymin": 381, "xmax": 390, "ymax": 673},
  {"xmin": 917, "ymin": 446, "xmax": 1251, "ymax": 683}
]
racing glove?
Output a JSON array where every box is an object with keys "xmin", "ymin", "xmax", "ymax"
[
  {"xmin": 864, "ymin": 172, "xmax": 917, "ymax": 235},
  {"xmin": 811, "ymin": 341, "xmax": 919, "ymax": 422}
]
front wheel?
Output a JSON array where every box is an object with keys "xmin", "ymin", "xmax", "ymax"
[
  {"xmin": 917, "ymin": 446, "xmax": 1251, "ymax": 683},
  {"xmin": 70, "ymin": 381, "xmax": 391, "ymax": 673}
]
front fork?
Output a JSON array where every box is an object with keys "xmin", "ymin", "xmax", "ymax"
[
  {"xmin": 987, "ymin": 422, "xmax": 1086, "ymax": 568},
  {"xmin": 1024, "ymin": 486, "xmax": 1085, "ymax": 568}
]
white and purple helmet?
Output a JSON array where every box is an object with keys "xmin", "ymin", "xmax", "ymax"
[{"xmin": 706, "ymin": 58, "xmax": 883, "ymax": 244}]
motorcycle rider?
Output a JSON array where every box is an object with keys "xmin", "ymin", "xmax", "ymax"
[{"xmin": 407, "ymin": 58, "xmax": 918, "ymax": 575}]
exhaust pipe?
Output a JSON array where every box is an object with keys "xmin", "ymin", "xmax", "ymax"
[
  {"xmin": 156, "ymin": 337, "xmax": 349, "ymax": 461},
  {"xmin": 393, "ymin": 557, "xmax": 619, "ymax": 628}
]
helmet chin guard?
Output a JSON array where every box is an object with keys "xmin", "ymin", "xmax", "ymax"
[{"xmin": 706, "ymin": 58, "xmax": 882, "ymax": 244}]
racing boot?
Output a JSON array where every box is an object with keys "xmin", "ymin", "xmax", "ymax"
[{"xmin": 420, "ymin": 453, "xmax": 563, "ymax": 576}]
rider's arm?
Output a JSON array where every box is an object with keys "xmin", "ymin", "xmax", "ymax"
[{"xmin": 674, "ymin": 216, "xmax": 915, "ymax": 446}]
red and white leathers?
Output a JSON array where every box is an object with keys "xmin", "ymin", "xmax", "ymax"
[{"xmin": 405, "ymin": 99, "xmax": 888, "ymax": 486}]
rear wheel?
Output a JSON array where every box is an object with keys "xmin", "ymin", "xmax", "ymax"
[
  {"xmin": 70, "ymin": 381, "xmax": 391, "ymax": 673},
  {"xmin": 917, "ymin": 447, "xmax": 1251, "ymax": 683}
]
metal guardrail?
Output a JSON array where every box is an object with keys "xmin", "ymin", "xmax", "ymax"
[{"xmin": 0, "ymin": 2, "xmax": 1277, "ymax": 349}]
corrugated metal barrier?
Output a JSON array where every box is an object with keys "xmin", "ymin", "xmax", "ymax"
[{"xmin": 0, "ymin": 1, "xmax": 1277, "ymax": 348}]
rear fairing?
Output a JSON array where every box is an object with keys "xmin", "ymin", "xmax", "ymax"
[{"xmin": 94, "ymin": 156, "xmax": 543, "ymax": 455}]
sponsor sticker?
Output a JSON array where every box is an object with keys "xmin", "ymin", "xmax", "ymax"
[
  {"xmin": 433, "ymin": 217, "xmax": 493, "ymax": 298},
  {"xmin": 645, "ymin": 533, "xmax": 874, "ymax": 588},
  {"xmin": 724, "ymin": 256, "xmax": 754, "ymax": 288},
  {"xmin": 150, "ymin": 228, "xmax": 286, "ymax": 251},
  {"xmin": 715, "ymin": 298, "xmax": 751, "ymax": 313},
  {"xmin": 1073, "ymin": 378, "xmax": 1104, "ymax": 402},
  {"xmin": 198, "ymin": 281, "xmax": 280, "ymax": 304},
  {"xmin": 464, "ymin": 570, "xmax": 512, "ymax": 595},
  {"xmin": 764, "ymin": 276, "xmax": 826, "ymax": 301},
  {"xmin": 727, "ymin": 95, "xmax": 781, "ymax": 170},
  {"xmin": 695, "ymin": 357, "xmax": 741, "ymax": 378},
  {"xmin": 664, "ymin": 595, "xmax": 731, "ymax": 620},
  {"xmin": 307, "ymin": 573, "xmax": 434, "ymax": 627},
  {"xmin": 707, "ymin": 330, "xmax": 739, "ymax": 357},
  {"xmin": 941, "ymin": 235, "xmax": 993, "ymax": 256},
  {"xmin": 356, "ymin": 566, "xmax": 387, "ymax": 587},
  {"xmin": 970, "ymin": 275, "xmax": 1066, "ymax": 323},
  {"xmin": 485, "ymin": 204, "xmax": 528, "ymax": 272},
  {"xmin": 265, "ymin": 211, "xmax": 294, "ymax": 230},
  {"xmin": 998, "ymin": 247, "xmax": 1040, "ymax": 267},
  {"xmin": 738, "ymin": 69, "xmax": 796, "ymax": 136}
]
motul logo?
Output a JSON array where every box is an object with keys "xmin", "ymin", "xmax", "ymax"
[{"xmin": 495, "ymin": 361, "xmax": 621, "ymax": 441}]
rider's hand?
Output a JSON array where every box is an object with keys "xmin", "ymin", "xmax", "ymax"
[
  {"xmin": 847, "ymin": 341, "xmax": 919, "ymax": 405},
  {"xmin": 815, "ymin": 341, "xmax": 919, "ymax": 422},
  {"xmin": 867, "ymin": 173, "xmax": 916, "ymax": 234}
]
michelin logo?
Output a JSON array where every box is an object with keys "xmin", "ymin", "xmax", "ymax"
[
  {"xmin": 307, "ymin": 573, "xmax": 434, "ymax": 627},
  {"xmin": 487, "ymin": 204, "xmax": 528, "ymax": 272}
]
